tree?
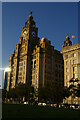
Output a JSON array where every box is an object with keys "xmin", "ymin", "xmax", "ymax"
[
  {"xmin": 63, "ymin": 86, "xmax": 71, "ymax": 99},
  {"xmin": 69, "ymin": 78, "xmax": 79, "ymax": 96},
  {"xmin": 38, "ymin": 86, "xmax": 49, "ymax": 102},
  {"xmin": 9, "ymin": 88, "xmax": 17, "ymax": 101},
  {"xmin": 14, "ymin": 83, "xmax": 35, "ymax": 103},
  {"xmin": 38, "ymin": 81, "xmax": 69, "ymax": 104},
  {"xmin": 76, "ymin": 84, "xmax": 80, "ymax": 97},
  {"xmin": 2, "ymin": 89, "xmax": 7, "ymax": 101},
  {"xmin": 15, "ymin": 83, "xmax": 28, "ymax": 103},
  {"xmin": 27, "ymin": 85, "xmax": 34, "ymax": 103},
  {"xmin": 69, "ymin": 78, "xmax": 80, "ymax": 104}
]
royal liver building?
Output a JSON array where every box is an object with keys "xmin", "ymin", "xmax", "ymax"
[{"xmin": 6, "ymin": 12, "xmax": 64, "ymax": 92}]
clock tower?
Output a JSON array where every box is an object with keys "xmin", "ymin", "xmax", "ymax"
[
  {"xmin": 22, "ymin": 12, "xmax": 39, "ymax": 51},
  {"xmin": 19, "ymin": 12, "xmax": 40, "ymax": 86}
]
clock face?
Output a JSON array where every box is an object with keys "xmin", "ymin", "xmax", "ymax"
[
  {"xmin": 32, "ymin": 31, "xmax": 35, "ymax": 37},
  {"xmin": 23, "ymin": 30, "xmax": 27, "ymax": 37}
]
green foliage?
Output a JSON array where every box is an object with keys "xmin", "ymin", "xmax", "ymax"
[
  {"xmin": 63, "ymin": 86, "xmax": 71, "ymax": 99},
  {"xmin": 69, "ymin": 78, "xmax": 80, "ymax": 98},
  {"xmin": 38, "ymin": 81, "xmax": 70, "ymax": 103},
  {"xmin": 2, "ymin": 89, "xmax": 7, "ymax": 100},
  {"xmin": 76, "ymin": 84, "xmax": 80, "ymax": 97},
  {"xmin": 5, "ymin": 83, "xmax": 35, "ymax": 103}
]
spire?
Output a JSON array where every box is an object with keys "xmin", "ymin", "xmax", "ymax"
[
  {"xmin": 28, "ymin": 11, "xmax": 33, "ymax": 19},
  {"xmin": 25, "ymin": 11, "xmax": 36, "ymax": 28},
  {"xmin": 30, "ymin": 11, "xmax": 32, "ymax": 16}
]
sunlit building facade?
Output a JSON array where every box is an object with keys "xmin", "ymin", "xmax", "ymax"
[
  {"xmin": 6, "ymin": 13, "xmax": 64, "ymax": 95},
  {"xmin": 62, "ymin": 35, "xmax": 80, "ymax": 105}
]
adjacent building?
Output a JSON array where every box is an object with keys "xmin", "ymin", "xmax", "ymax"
[
  {"xmin": 62, "ymin": 35, "xmax": 80, "ymax": 104},
  {"xmin": 3, "ymin": 71, "xmax": 8, "ymax": 90},
  {"xmin": 6, "ymin": 12, "xmax": 64, "ymax": 93}
]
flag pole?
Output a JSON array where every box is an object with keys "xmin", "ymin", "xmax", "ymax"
[{"xmin": 71, "ymin": 35, "xmax": 75, "ymax": 45}]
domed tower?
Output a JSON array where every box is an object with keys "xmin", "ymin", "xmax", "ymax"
[{"xmin": 63, "ymin": 35, "xmax": 72, "ymax": 47}]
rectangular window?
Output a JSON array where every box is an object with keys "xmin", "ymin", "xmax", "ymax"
[
  {"xmin": 73, "ymin": 66, "xmax": 77, "ymax": 72},
  {"xmin": 65, "ymin": 55, "xmax": 68, "ymax": 59},
  {"xmin": 19, "ymin": 62, "xmax": 23, "ymax": 66},
  {"xmin": 73, "ymin": 73, "xmax": 77, "ymax": 79},
  {"xmin": 66, "ymin": 75, "xmax": 69, "ymax": 80},
  {"xmin": 33, "ymin": 56, "xmax": 36, "ymax": 59},
  {"xmin": 20, "ymin": 67, "xmax": 23, "ymax": 71},
  {"xmin": 19, "ymin": 72, "xmax": 22, "ymax": 76},
  {"xmin": 73, "ymin": 53, "xmax": 76, "ymax": 57},
  {"xmin": 34, "ymin": 60, "xmax": 36, "ymax": 68},
  {"xmin": 66, "ymin": 61, "xmax": 68, "ymax": 65},
  {"xmin": 19, "ymin": 76, "xmax": 22, "ymax": 80},
  {"xmin": 66, "ymin": 68, "xmax": 69, "ymax": 72},
  {"xmin": 36, "ymin": 80, "xmax": 37, "ymax": 84},
  {"xmin": 66, "ymin": 82, "xmax": 69, "ymax": 87},
  {"xmin": 73, "ymin": 59, "xmax": 76, "ymax": 64},
  {"xmin": 37, "ymin": 54, "xmax": 38, "ymax": 57},
  {"xmin": 37, "ymin": 64, "xmax": 38, "ymax": 68}
]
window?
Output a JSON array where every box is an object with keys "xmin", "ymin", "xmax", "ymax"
[
  {"xmin": 66, "ymin": 68, "xmax": 69, "ymax": 72},
  {"xmin": 20, "ymin": 67, "xmax": 23, "ymax": 71},
  {"xmin": 34, "ymin": 60, "xmax": 36, "ymax": 68},
  {"xmin": 33, "ymin": 56, "xmax": 36, "ymax": 59},
  {"xmin": 19, "ymin": 62, "xmax": 23, "ymax": 66},
  {"xmin": 37, "ymin": 58, "xmax": 38, "ymax": 62},
  {"xmin": 37, "ymin": 70, "xmax": 38, "ymax": 73},
  {"xmin": 73, "ymin": 73, "xmax": 77, "ymax": 79},
  {"xmin": 19, "ymin": 76, "xmax": 22, "ymax": 80},
  {"xmin": 65, "ymin": 55, "xmax": 68, "ymax": 59},
  {"xmin": 24, "ymin": 56, "xmax": 26, "ymax": 60},
  {"xmin": 37, "ymin": 64, "xmax": 38, "ymax": 68},
  {"xmin": 66, "ymin": 82, "xmax": 69, "ymax": 87},
  {"xmin": 71, "ymin": 53, "xmax": 76, "ymax": 57},
  {"xmin": 19, "ymin": 72, "xmax": 22, "ymax": 76},
  {"xmin": 73, "ymin": 66, "xmax": 77, "ymax": 72},
  {"xmin": 23, "ymin": 71, "xmax": 25, "ymax": 74},
  {"xmin": 36, "ymin": 80, "xmax": 37, "ymax": 84},
  {"xmin": 66, "ymin": 75, "xmax": 69, "ymax": 80},
  {"xmin": 73, "ymin": 59, "xmax": 76, "ymax": 64},
  {"xmin": 37, "ymin": 54, "xmax": 39, "ymax": 57},
  {"xmin": 75, "ymin": 74, "xmax": 77, "ymax": 79},
  {"xmin": 24, "ymin": 61, "xmax": 25, "ymax": 65},
  {"xmin": 73, "ymin": 53, "xmax": 76, "ymax": 57},
  {"xmin": 66, "ymin": 61, "xmax": 68, "ymax": 65}
]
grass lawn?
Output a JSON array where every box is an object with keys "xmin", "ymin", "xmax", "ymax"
[{"xmin": 2, "ymin": 103, "xmax": 80, "ymax": 119}]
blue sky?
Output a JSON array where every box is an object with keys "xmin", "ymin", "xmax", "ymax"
[{"xmin": 2, "ymin": 2, "xmax": 78, "ymax": 67}]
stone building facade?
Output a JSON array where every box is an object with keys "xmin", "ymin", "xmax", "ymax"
[
  {"xmin": 6, "ymin": 13, "xmax": 64, "ymax": 94},
  {"xmin": 62, "ymin": 35, "xmax": 80, "ymax": 104}
]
